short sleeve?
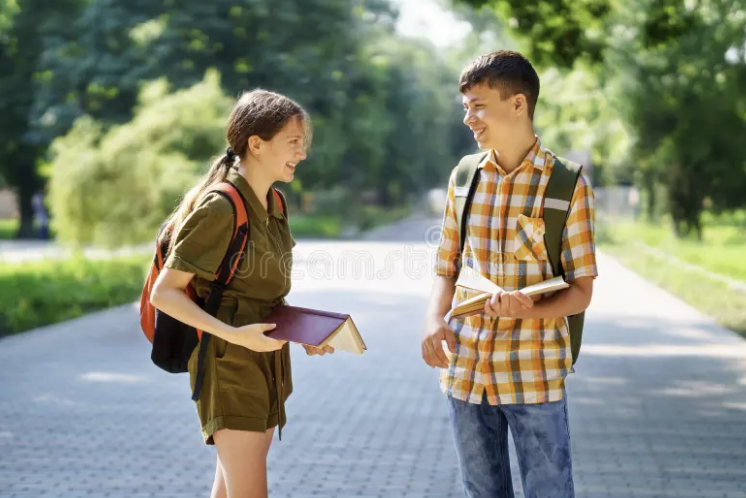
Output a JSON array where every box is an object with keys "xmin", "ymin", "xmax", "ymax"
[
  {"xmin": 434, "ymin": 168, "xmax": 462, "ymax": 278},
  {"xmin": 164, "ymin": 193, "xmax": 235, "ymax": 281},
  {"xmin": 560, "ymin": 173, "xmax": 598, "ymax": 281}
]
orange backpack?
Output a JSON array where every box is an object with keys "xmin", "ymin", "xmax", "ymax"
[{"xmin": 139, "ymin": 182, "xmax": 285, "ymax": 401}]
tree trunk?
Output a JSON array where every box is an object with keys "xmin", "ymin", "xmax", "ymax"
[
  {"xmin": 642, "ymin": 171, "xmax": 656, "ymax": 220},
  {"xmin": 15, "ymin": 182, "xmax": 36, "ymax": 239},
  {"xmin": 8, "ymin": 156, "xmax": 44, "ymax": 240},
  {"xmin": 377, "ymin": 182, "xmax": 392, "ymax": 208}
]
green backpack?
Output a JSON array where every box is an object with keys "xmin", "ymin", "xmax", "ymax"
[{"xmin": 452, "ymin": 152, "xmax": 585, "ymax": 365}]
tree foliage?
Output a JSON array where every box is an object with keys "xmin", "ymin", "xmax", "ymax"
[
  {"xmin": 0, "ymin": 0, "xmax": 84, "ymax": 237},
  {"xmin": 2, "ymin": 0, "xmax": 470, "ymax": 242},
  {"xmin": 48, "ymin": 71, "xmax": 232, "ymax": 247},
  {"xmin": 458, "ymin": 0, "xmax": 612, "ymax": 67},
  {"xmin": 459, "ymin": 0, "xmax": 746, "ymax": 237}
]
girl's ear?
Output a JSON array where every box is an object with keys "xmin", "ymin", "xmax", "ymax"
[{"xmin": 248, "ymin": 135, "xmax": 263, "ymax": 155}]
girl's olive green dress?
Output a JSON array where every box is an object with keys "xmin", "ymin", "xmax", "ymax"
[{"xmin": 164, "ymin": 168, "xmax": 295, "ymax": 445}]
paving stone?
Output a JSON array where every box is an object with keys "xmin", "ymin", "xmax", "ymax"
[{"xmin": 2, "ymin": 229, "xmax": 746, "ymax": 498}]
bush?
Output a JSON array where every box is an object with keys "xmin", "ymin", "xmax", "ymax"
[
  {"xmin": 0, "ymin": 254, "xmax": 151, "ymax": 335},
  {"xmin": 48, "ymin": 70, "xmax": 233, "ymax": 248}
]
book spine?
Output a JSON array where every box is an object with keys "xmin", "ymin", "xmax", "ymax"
[{"xmin": 282, "ymin": 305, "xmax": 349, "ymax": 320}]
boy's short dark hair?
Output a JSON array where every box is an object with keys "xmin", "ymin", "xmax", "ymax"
[{"xmin": 459, "ymin": 50, "xmax": 540, "ymax": 120}]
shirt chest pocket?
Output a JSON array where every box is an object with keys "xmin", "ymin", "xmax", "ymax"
[{"xmin": 513, "ymin": 214, "xmax": 549, "ymax": 261}]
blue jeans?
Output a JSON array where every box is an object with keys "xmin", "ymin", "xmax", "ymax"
[{"xmin": 447, "ymin": 393, "xmax": 574, "ymax": 498}]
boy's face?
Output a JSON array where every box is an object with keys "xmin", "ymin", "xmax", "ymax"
[{"xmin": 461, "ymin": 82, "xmax": 528, "ymax": 151}]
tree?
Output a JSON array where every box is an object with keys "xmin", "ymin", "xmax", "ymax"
[
  {"xmin": 48, "ymin": 71, "xmax": 233, "ymax": 247},
  {"xmin": 0, "ymin": 0, "xmax": 83, "ymax": 238},
  {"xmin": 457, "ymin": 0, "xmax": 746, "ymax": 237},
  {"xmin": 457, "ymin": 0, "xmax": 612, "ymax": 67},
  {"xmin": 4, "ymin": 0, "xmax": 475, "ymax": 245},
  {"xmin": 612, "ymin": 0, "xmax": 746, "ymax": 236}
]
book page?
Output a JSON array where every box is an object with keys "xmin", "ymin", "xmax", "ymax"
[
  {"xmin": 326, "ymin": 319, "xmax": 365, "ymax": 355},
  {"xmin": 519, "ymin": 276, "xmax": 569, "ymax": 296},
  {"xmin": 455, "ymin": 265, "xmax": 503, "ymax": 294},
  {"xmin": 449, "ymin": 276, "xmax": 569, "ymax": 320}
]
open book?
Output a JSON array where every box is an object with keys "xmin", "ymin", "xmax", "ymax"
[
  {"xmin": 262, "ymin": 305, "xmax": 367, "ymax": 355},
  {"xmin": 448, "ymin": 265, "xmax": 570, "ymax": 320}
]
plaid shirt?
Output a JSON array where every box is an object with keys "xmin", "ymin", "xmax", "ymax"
[{"xmin": 435, "ymin": 137, "xmax": 598, "ymax": 405}]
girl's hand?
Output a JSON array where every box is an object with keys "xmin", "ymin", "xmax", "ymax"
[{"xmin": 225, "ymin": 323, "xmax": 286, "ymax": 352}]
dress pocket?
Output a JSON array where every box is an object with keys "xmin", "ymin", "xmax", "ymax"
[{"xmin": 514, "ymin": 214, "xmax": 549, "ymax": 261}]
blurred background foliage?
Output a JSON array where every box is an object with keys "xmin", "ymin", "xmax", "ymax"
[
  {"xmin": 2, "ymin": 0, "xmax": 746, "ymax": 334},
  {"xmin": 463, "ymin": 0, "xmax": 746, "ymax": 238},
  {"xmin": 2, "ymin": 0, "xmax": 744, "ymax": 244},
  {"xmin": 1, "ymin": 0, "xmax": 483, "ymax": 244}
]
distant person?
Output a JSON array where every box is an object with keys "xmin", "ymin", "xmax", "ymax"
[
  {"xmin": 31, "ymin": 192, "xmax": 50, "ymax": 240},
  {"xmin": 422, "ymin": 51, "xmax": 598, "ymax": 498},
  {"xmin": 150, "ymin": 89, "xmax": 333, "ymax": 498}
]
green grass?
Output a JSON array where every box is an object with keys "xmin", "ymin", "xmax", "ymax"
[
  {"xmin": 289, "ymin": 205, "xmax": 412, "ymax": 238},
  {"xmin": 0, "ymin": 254, "xmax": 151, "ymax": 336},
  {"xmin": 0, "ymin": 219, "xmax": 18, "ymax": 240},
  {"xmin": 602, "ymin": 217, "xmax": 746, "ymax": 282},
  {"xmin": 289, "ymin": 214, "xmax": 344, "ymax": 238},
  {"xmin": 599, "ymin": 216, "xmax": 746, "ymax": 337},
  {"xmin": 356, "ymin": 205, "xmax": 412, "ymax": 232}
]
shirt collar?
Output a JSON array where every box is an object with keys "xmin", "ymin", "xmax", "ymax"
[
  {"xmin": 479, "ymin": 135, "xmax": 553, "ymax": 173},
  {"xmin": 226, "ymin": 168, "xmax": 284, "ymax": 222}
]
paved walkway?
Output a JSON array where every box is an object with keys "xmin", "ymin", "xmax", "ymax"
[
  {"xmin": 2, "ymin": 218, "xmax": 746, "ymax": 497},
  {"xmin": 0, "ymin": 240, "xmax": 149, "ymax": 263}
]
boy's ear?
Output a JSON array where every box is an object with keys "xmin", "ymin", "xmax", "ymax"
[{"xmin": 512, "ymin": 94, "xmax": 527, "ymax": 116}]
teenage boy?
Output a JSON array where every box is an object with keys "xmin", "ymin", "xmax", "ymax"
[{"xmin": 422, "ymin": 50, "xmax": 598, "ymax": 498}]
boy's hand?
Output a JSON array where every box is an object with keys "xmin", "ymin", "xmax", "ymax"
[
  {"xmin": 422, "ymin": 316, "xmax": 456, "ymax": 369},
  {"xmin": 302, "ymin": 344, "xmax": 335, "ymax": 356},
  {"xmin": 484, "ymin": 290, "xmax": 534, "ymax": 319}
]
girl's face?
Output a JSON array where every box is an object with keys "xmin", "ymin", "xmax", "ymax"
[{"xmin": 252, "ymin": 116, "xmax": 308, "ymax": 183}]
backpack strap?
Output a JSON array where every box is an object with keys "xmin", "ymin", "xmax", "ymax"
[
  {"xmin": 272, "ymin": 187, "xmax": 287, "ymax": 217},
  {"xmin": 191, "ymin": 181, "xmax": 250, "ymax": 401},
  {"xmin": 542, "ymin": 157, "xmax": 582, "ymax": 279},
  {"xmin": 211, "ymin": 182, "xmax": 250, "ymax": 286},
  {"xmin": 542, "ymin": 156, "xmax": 584, "ymax": 365},
  {"xmin": 454, "ymin": 152, "xmax": 489, "ymax": 258}
]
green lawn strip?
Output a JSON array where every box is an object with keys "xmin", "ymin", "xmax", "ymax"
[
  {"xmin": 0, "ymin": 219, "xmax": 18, "ymax": 240},
  {"xmin": 289, "ymin": 215, "xmax": 343, "ymax": 238},
  {"xmin": 0, "ymin": 254, "xmax": 151, "ymax": 336},
  {"xmin": 601, "ymin": 218, "xmax": 746, "ymax": 283},
  {"xmin": 289, "ymin": 206, "xmax": 412, "ymax": 239},
  {"xmin": 599, "ymin": 217, "xmax": 746, "ymax": 338}
]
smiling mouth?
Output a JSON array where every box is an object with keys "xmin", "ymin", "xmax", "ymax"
[
  {"xmin": 472, "ymin": 128, "xmax": 485, "ymax": 138},
  {"xmin": 286, "ymin": 162, "xmax": 296, "ymax": 170}
]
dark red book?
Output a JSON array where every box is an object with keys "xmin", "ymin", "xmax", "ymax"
[{"xmin": 262, "ymin": 305, "xmax": 366, "ymax": 354}]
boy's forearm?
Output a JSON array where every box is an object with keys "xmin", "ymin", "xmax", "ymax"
[
  {"xmin": 525, "ymin": 277, "xmax": 594, "ymax": 319},
  {"xmin": 426, "ymin": 274, "xmax": 457, "ymax": 321}
]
